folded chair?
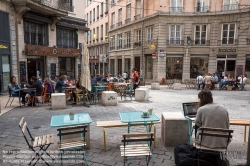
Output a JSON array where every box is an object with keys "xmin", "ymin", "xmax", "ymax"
[
  {"xmin": 194, "ymin": 127, "xmax": 233, "ymax": 166},
  {"xmin": 57, "ymin": 125, "xmax": 89, "ymax": 166},
  {"xmin": 19, "ymin": 117, "xmax": 54, "ymax": 166},
  {"xmin": 5, "ymin": 87, "xmax": 21, "ymax": 108},
  {"xmin": 120, "ymin": 133, "xmax": 154, "ymax": 166}
]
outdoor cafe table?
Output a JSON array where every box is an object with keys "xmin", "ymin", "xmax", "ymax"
[
  {"xmin": 113, "ymin": 83, "xmax": 131, "ymax": 94},
  {"xmin": 119, "ymin": 111, "xmax": 160, "ymax": 163},
  {"xmin": 50, "ymin": 112, "xmax": 92, "ymax": 149}
]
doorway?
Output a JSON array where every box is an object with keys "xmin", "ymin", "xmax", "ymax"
[
  {"xmin": 134, "ymin": 57, "xmax": 140, "ymax": 75},
  {"xmin": 145, "ymin": 55, "xmax": 153, "ymax": 79},
  {"xmin": 217, "ymin": 58, "xmax": 236, "ymax": 78},
  {"xmin": 27, "ymin": 58, "xmax": 45, "ymax": 80},
  {"xmin": 1, "ymin": 55, "xmax": 11, "ymax": 92}
]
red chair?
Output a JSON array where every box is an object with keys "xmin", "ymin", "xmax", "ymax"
[{"xmin": 32, "ymin": 85, "xmax": 48, "ymax": 107}]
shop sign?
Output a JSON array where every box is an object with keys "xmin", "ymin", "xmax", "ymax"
[
  {"xmin": 0, "ymin": 44, "xmax": 8, "ymax": 49},
  {"xmin": 218, "ymin": 48, "xmax": 237, "ymax": 53},
  {"xmin": 25, "ymin": 44, "xmax": 80, "ymax": 57}
]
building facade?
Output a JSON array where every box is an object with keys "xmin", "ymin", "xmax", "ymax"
[
  {"xmin": 107, "ymin": 0, "xmax": 250, "ymax": 83},
  {"xmin": 85, "ymin": 0, "xmax": 109, "ymax": 76},
  {"xmin": 0, "ymin": 0, "xmax": 88, "ymax": 93}
]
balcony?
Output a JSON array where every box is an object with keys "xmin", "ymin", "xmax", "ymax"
[
  {"xmin": 117, "ymin": 21, "xmax": 122, "ymax": 27},
  {"xmin": 11, "ymin": 0, "xmax": 72, "ymax": 17},
  {"xmin": 195, "ymin": 6, "xmax": 210, "ymax": 12},
  {"xmin": 169, "ymin": 7, "xmax": 184, "ymax": 13},
  {"xmin": 134, "ymin": 41, "xmax": 141, "ymax": 47},
  {"xmin": 125, "ymin": 18, "xmax": 131, "ymax": 24},
  {"xmin": 117, "ymin": 45, "xmax": 122, "ymax": 50},
  {"xmin": 222, "ymin": 4, "xmax": 239, "ymax": 11},
  {"xmin": 134, "ymin": 14, "xmax": 141, "ymax": 21},
  {"xmin": 218, "ymin": 39, "xmax": 238, "ymax": 45},
  {"xmin": 166, "ymin": 40, "xmax": 184, "ymax": 45},
  {"xmin": 110, "ymin": 46, "xmax": 115, "ymax": 50},
  {"xmin": 124, "ymin": 43, "xmax": 131, "ymax": 48},
  {"xmin": 191, "ymin": 40, "xmax": 210, "ymax": 46},
  {"xmin": 110, "ymin": 24, "xmax": 115, "ymax": 30}
]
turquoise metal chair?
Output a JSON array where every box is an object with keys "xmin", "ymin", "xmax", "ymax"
[{"xmin": 120, "ymin": 83, "xmax": 133, "ymax": 100}]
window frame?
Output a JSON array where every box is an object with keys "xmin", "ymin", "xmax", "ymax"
[
  {"xmin": 147, "ymin": 27, "xmax": 154, "ymax": 44},
  {"xmin": 118, "ymin": 8, "xmax": 122, "ymax": 22},
  {"xmin": 126, "ymin": 31, "xmax": 131, "ymax": 47},
  {"xmin": 194, "ymin": 25, "xmax": 207, "ymax": 45},
  {"xmin": 221, "ymin": 23, "xmax": 236, "ymax": 44},
  {"xmin": 56, "ymin": 26, "xmax": 78, "ymax": 48},
  {"xmin": 169, "ymin": 25, "xmax": 181, "ymax": 44},
  {"xmin": 126, "ymin": 4, "xmax": 131, "ymax": 19},
  {"xmin": 111, "ymin": 12, "xmax": 115, "ymax": 25},
  {"xmin": 136, "ymin": 0, "xmax": 141, "ymax": 15},
  {"xmin": 136, "ymin": 29, "xmax": 141, "ymax": 42}
]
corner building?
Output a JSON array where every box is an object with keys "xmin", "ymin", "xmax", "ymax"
[
  {"xmin": 0, "ymin": 0, "xmax": 89, "ymax": 93},
  {"xmin": 107, "ymin": 0, "xmax": 250, "ymax": 83}
]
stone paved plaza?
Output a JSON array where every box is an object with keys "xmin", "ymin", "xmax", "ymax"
[{"xmin": 0, "ymin": 86, "xmax": 249, "ymax": 166}]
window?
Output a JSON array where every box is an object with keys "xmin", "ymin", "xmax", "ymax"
[
  {"xmin": 24, "ymin": 20, "xmax": 47, "ymax": 45},
  {"xmin": 58, "ymin": 57, "xmax": 75, "ymax": 79},
  {"xmin": 125, "ymin": 32, "xmax": 131, "ymax": 48},
  {"xmin": 110, "ymin": 36, "xmax": 115, "ymax": 50},
  {"xmin": 111, "ymin": 12, "xmax": 115, "ymax": 25},
  {"xmin": 97, "ymin": 5, "xmax": 99, "ymax": 19},
  {"xmin": 105, "ymin": 22, "xmax": 108, "ymax": 35},
  {"xmin": 105, "ymin": 0, "xmax": 109, "ymax": 12},
  {"xmin": 93, "ymin": 8, "xmax": 95, "ymax": 21},
  {"xmin": 90, "ymin": 11, "xmax": 92, "ymax": 23},
  {"xmin": 101, "ymin": 25, "xmax": 103, "ymax": 39},
  {"xmin": 170, "ymin": 25, "xmax": 181, "ymax": 44},
  {"xmin": 90, "ymin": 30, "xmax": 92, "ymax": 41},
  {"xmin": 118, "ymin": 59, "xmax": 122, "ymax": 75},
  {"xmin": 190, "ymin": 56, "xmax": 208, "ymax": 78},
  {"xmin": 86, "ymin": 13, "xmax": 88, "ymax": 22},
  {"xmin": 195, "ymin": 25, "xmax": 206, "ymax": 44},
  {"xmin": 57, "ymin": 27, "xmax": 77, "ymax": 48},
  {"xmin": 93, "ymin": 28, "xmax": 95, "ymax": 41},
  {"xmin": 147, "ymin": 27, "xmax": 154, "ymax": 44},
  {"xmin": 136, "ymin": 29, "xmax": 141, "ymax": 42},
  {"xmin": 196, "ymin": 0, "xmax": 209, "ymax": 12},
  {"xmin": 118, "ymin": 8, "xmax": 122, "ymax": 23},
  {"xmin": 245, "ymin": 58, "xmax": 250, "ymax": 80},
  {"xmin": 126, "ymin": 4, "xmax": 131, "ymax": 19},
  {"xmin": 222, "ymin": 24, "xmax": 235, "ymax": 44},
  {"xmin": 100, "ymin": 46, "xmax": 103, "ymax": 54},
  {"xmin": 166, "ymin": 57, "xmax": 183, "ymax": 79},
  {"xmin": 97, "ymin": 26, "xmax": 99, "ymax": 40},
  {"xmin": 136, "ymin": 0, "xmax": 141, "ymax": 15},
  {"xmin": 117, "ymin": 34, "xmax": 122, "ymax": 49},
  {"xmin": 223, "ymin": 0, "xmax": 238, "ymax": 10},
  {"xmin": 170, "ymin": 0, "xmax": 183, "ymax": 12},
  {"xmin": 101, "ymin": 2, "xmax": 103, "ymax": 15},
  {"xmin": 110, "ymin": 59, "xmax": 115, "ymax": 76}
]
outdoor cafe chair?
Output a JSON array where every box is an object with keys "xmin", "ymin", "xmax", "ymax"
[
  {"xmin": 120, "ymin": 83, "xmax": 133, "ymax": 100},
  {"xmin": 194, "ymin": 127, "xmax": 233, "ymax": 166},
  {"xmin": 19, "ymin": 117, "xmax": 54, "ymax": 166},
  {"xmin": 5, "ymin": 87, "xmax": 21, "ymax": 108},
  {"xmin": 120, "ymin": 133, "xmax": 154, "ymax": 166},
  {"xmin": 57, "ymin": 125, "xmax": 89, "ymax": 166},
  {"xmin": 31, "ymin": 85, "xmax": 48, "ymax": 106}
]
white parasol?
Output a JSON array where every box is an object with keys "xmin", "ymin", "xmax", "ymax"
[{"xmin": 80, "ymin": 42, "xmax": 91, "ymax": 92}]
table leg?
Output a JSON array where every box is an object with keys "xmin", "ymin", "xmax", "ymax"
[
  {"xmin": 244, "ymin": 125, "xmax": 246, "ymax": 142},
  {"xmin": 19, "ymin": 90, "xmax": 21, "ymax": 108},
  {"xmin": 154, "ymin": 124, "xmax": 156, "ymax": 148},
  {"xmin": 103, "ymin": 128, "xmax": 106, "ymax": 152},
  {"xmin": 187, "ymin": 119, "xmax": 193, "ymax": 145}
]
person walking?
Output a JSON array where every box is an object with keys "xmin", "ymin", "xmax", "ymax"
[
  {"xmin": 203, "ymin": 73, "xmax": 212, "ymax": 89},
  {"xmin": 197, "ymin": 74, "xmax": 204, "ymax": 90},
  {"xmin": 132, "ymin": 68, "xmax": 139, "ymax": 90}
]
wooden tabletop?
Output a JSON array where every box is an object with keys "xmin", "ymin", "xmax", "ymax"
[{"xmin": 229, "ymin": 119, "xmax": 250, "ymax": 125}]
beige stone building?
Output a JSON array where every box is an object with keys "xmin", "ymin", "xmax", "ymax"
[
  {"xmin": 106, "ymin": 0, "xmax": 250, "ymax": 83},
  {"xmin": 0, "ymin": 0, "xmax": 88, "ymax": 93},
  {"xmin": 85, "ymin": 0, "xmax": 109, "ymax": 76}
]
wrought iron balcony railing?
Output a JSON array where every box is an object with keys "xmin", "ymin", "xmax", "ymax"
[
  {"xmin": 125, "ymin": 18, "xmax": 131, "ymax": 24},
  {"xmin": 217, "ymin": 39, "xmax": 238, "ymax": 45},
  {"xmin": 134, "ymin": 14, "xmax": 141, "ymax": 21},
  {"xmin": 110, "ymin": 24, "xmax": 115, "ymax": 30},
  {"xmin": 166, "ymin": 40, "xmax": 184, "ymax": 45},
  {"xmin": 124, "ymin": 43, "xmax": 131, "ymax": 48},
  {"xmin": 109, "ymin": 46, "xmax": 116, "ymax": 50},
  {"xmin": 117, "ymin": 21, "xmax": 122, "ymax": 27},
  {"xmin": 195, "ymin": 6, "xmax": 210, "ymax": 12},
  {"xmin": 31, "ymin": 0, "xmax": 74, "ymax": 12},
  {"xmin": 117, "ymin": 45, "xmax": 123, "ymax": 50},
  {"xmin": 222, "ymin": 4, "xmax": 239, "ymax": 11},
  {"xmin": 169, "ymin": 7, "xmax": 184, "ymax": 13},
  {"xmin": 191, "ymin": 40, "xmax": 210, "ymax": 46}
]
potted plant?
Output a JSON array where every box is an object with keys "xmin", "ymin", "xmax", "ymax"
[
  {"xmin": 100, "ymin": 37, "xmax": 103, "ymax": 40},
  {"xmin": 134, "ymin": 42, "xmax": 138, "ymax": 46},
  {"xmin": 105, "ymin": 11, "xmax": 108, "ymax": 15},
  {"xmin": 97, "ymin": 16, "xmax": 99, "ymax": 20},
  {"xmin": 69, "ymin": 112, "xmax": 74, "ymax": 120},
  {"xmin": 100, "ymin": 14, "xmax": 103, "ymax": 17}
]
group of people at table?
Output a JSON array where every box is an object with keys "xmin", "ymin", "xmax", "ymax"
[
  {"xmin": 196, "ymin": 73, "xmax": 247, "ymax": 90},
  {"xmin": 8, "ymin": 68, "xmax": 140, "ymax": 106}
]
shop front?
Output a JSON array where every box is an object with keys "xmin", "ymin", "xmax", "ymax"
[
  {"xmin": 25, "ymin": 44, "xmax": 80, "ymax": 80},
  {"xmin": 216, "ymin": 55, "xmax": 236, "ymax": 78},
  {"xmin": 166, "ymin": 55, "xmax": 183, "ymax": 80},
  {"xmin": 190, "ymin": 55, "xmax": 209, "ymax": 78}
]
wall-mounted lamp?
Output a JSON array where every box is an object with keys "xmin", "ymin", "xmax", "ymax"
[
  {"xmin": 187, "ymin": 36, "xmax": 192, "ymax": 45},
  {"xmin": 22, "ymin": 50, "xmax": 26, "ymax": 55}
]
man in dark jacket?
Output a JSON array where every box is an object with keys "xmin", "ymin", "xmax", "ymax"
[{"xmin": 26, "ymin": 76, "xmax": 43, "ymax": 105}]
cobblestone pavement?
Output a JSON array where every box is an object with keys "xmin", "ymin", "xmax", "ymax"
[{"xmin": 0, "ymin": 86, "xmax": 249, "ymax": 166}]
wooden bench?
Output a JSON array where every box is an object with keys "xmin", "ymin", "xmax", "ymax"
[
  {"xmin": 230, "ymin": 119, "xmax": 250, "ymax": 142},
  {"xmin": 96, "ymin": 120, "xmax": 160, "ymax": 152}
]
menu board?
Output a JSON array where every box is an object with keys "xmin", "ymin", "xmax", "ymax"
[
  {"xmin": 50, "ymin": 63, "xmax": 56, "ymax": 79},
  {"xmin": 20, "ymin": 61, "xmax": 26, "ymax": 79},
  {"xmin": 78, "ymin": 64, "xmax": 81, "ymax": 76}
]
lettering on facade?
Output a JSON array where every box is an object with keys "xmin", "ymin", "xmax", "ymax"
[
  {"xmin": 28, "ymin": 46, "xmax": 40, "ymax": 54},
  {"xmin": 218, "ymin": 48, "xmax": 237, "ymax": 52},
  {"xmin": 0, "ymin": 44, "xmax": 8, "ymax": 49}
]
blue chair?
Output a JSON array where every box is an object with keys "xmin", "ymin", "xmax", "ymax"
[
  {"xmin": 5, "ymin": 87, "xmax": 21, "ymax": 108},
  {"xmin": 120, "ymin": 83, "xmax": 133, "ymax": 100}
]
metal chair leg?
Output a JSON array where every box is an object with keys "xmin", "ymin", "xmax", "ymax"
[
  {"xmin": 5, "ymin": 97, "xmax": 11, "ymax": 108},
  {"xmin": 10, "ymin": 97, "xmax": 15, "ymax": 106}
]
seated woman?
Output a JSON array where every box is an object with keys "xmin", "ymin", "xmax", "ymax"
[
  {"xmin": 8, "ymin": 76, "xmax": 26, "ymax": 106},
  {"xmin": 71, "ymin": 77, "xmax": 83, "ymax": 104},
  {"xmin": 195, "ymin": 89, "xmax": 229, "ymax": 148},
  {"xmin": 55, "ymin": 75, "xmax": 70, "ymax": 93}
]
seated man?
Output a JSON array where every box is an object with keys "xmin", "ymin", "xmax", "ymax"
[
  {"xmin": 211, "ymin": 73, "xmax": 218, "ymax": 90},
  {"xmin": 238, "ymin": 74, "xmax": 248, "ymax": 90},
  {"xmin": 195, "ymin": 89, "xmax": 230, "ymax": 148},
  {"xmin": 27, "ymin": 76, "xmax": 44, "ymax": 105}
]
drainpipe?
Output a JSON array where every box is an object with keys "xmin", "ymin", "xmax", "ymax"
[{"xmin": 141, "ymin": 0, "xmax": 145, "ymax": 81}]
